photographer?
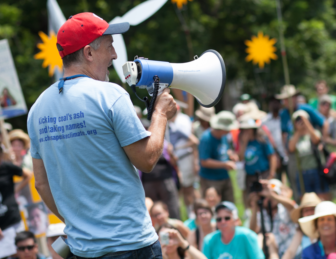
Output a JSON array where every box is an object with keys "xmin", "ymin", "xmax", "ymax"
[
  {"xmin": 288, "ymin": 110, "xmax": 330, "ymax": 200},
  {"xmin": 249, "ymin": 179, "xmax": 296, "ymax": 258},
  {"xmin": 27, "ymin": 13, "xmax": 177, "ymax": 258},
  {"xmin": 238, "ymin": 118, "xmax": 277, "ymax": 205},
  {"xmin": 157, "ymin": 224, "xmax": 206, "ymax": 259}
]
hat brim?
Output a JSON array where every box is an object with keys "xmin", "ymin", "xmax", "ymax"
[
  {"xmin": 275, "ymin": 91, "xmax": 301, "ymax": 100},
  {"xmin": 195, "ymin": 110, "xmax": 212, "ymax": 122},
  {"xmin": 299, "ymin": 212, "xmax": 336, "ymax": 238},
  {"xmin": 239, "ymin": 124, "xmax": 259, "ymax": 129},
  {"xmin": 103, "ymin": 22, "xmax": 130, "ymax": 35},
  {"xmin": 211, "ymin": 121, "xmax": 239, "ymax": 131}
]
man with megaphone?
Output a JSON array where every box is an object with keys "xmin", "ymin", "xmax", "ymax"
[{"xmin": 27, "ymin": 13, "xmax": 177, "ymax": 259}]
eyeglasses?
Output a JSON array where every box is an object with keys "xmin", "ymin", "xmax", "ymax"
[
  {"xmin": 216, "ymin": 216, "xmax": 231, "ymax": 222},
  {"xmin": 17, "ymin": 245, "xmax": 35, "ymax": 251}
]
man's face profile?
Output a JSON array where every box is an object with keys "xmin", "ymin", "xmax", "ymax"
[
  {"xmin": 16, "ymin": 238, "xmax": 38, "ymax": 259},
  {"xmin": 90, "ymin": 35, "xmax": 117, "ymax": 82}
]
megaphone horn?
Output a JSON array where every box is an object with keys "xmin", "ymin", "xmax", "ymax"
[{"xmin": 122, "ymin": 49, "xmax": 226, "ymax": 119}]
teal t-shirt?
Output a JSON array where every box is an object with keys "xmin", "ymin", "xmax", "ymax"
[
  {"xmin": 199, "ymin": 129, "xmax": 233, "ymax": 180},
  {"xmin": 244, "ymin": 140, "xmax": 274, "ymax": 175},
  {"xmin": 203, "ymin": 227, "xmax": 265, "ymax": 259},
  {"xmin": 27, "ymin": 78, "xmax": 157, "ymax": 257}
]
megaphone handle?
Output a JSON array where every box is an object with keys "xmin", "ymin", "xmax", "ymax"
[{"xmin": 147, "ymin": 76, "xmax": 160, "ymax": 120}]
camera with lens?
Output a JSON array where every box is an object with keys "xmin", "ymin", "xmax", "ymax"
[{"xmin": 250, "ymin": 181, "xmax": 263, "ymax": 193}]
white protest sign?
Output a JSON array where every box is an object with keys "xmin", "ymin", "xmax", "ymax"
[{"xmin": 0, "ymin": 39, "xmax": 27, "ymax": 119}]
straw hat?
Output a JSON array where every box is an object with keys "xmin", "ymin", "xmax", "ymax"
[
  {"xmin": 290, "ymin": 193, "xmax": 321, "ymax": 223},
  {"xmin": 239, "ymin": 118, "xmax": 259, "ymax": 129},
  {"xmin": 275, "ymin": 85, "xmax": 301, "ymax": 100},
  {"xmin": 195, "ymin": 106, "xmax": 215, "ymax": 122},
  {"xmin": 292, "ymin": 110, "xmax": 309, "ymax": 120},
  {"xmin": 299, "ymin": 201, "xmax": 336, "ymax": 239},
  {"xmin": 9, "ymin": 129, "xmax": 30, "ymax": 149},
  {"xmin": 210, "ymin": 111, "xmax": 238, "ymax": 131}
]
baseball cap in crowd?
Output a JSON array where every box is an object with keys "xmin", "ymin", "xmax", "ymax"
[
  {"xmin": 319, "ymin": 94, "xmax": 332, "ymax": 104},
  {"xmin": 46, "ymin": 223, "xmax": 66, "ymax": 238},
  {"xmin": 275, "ymin": 85, "xmax": 300, "ymax": 100},
  {"xmin": 210, "ymin": 111, "xmax": 238, "ymax": 131},
  {"xmin": 195, "ymin": 106, "xmax": 215, "ymax": 122},
  {"xmin": 57, "ymin": 12, "xmax": 130, "ymax": 58},
  {"xmin": 215, "ymin": 201, "xmax": 238, "ymax": 220},
  {"xmin": 292, "ymin": 110, "xmax": 309, "ymax": 120},
  {"xmin": 268, "ymin": 179, "xmax": 282, "ymax": 195}
]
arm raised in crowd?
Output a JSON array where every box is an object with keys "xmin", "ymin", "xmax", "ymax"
[
  {"xmin": 14, "ymin": 168, "xmax": 33, "ymax": 194},
  {"xmin": 302, "ymin": 116, "xmax": 320, "ymax": 144},
  {"xmin": 200, "ymin": 159, "xmax": 236, "ymax": 170},
  {"xmin": 123, "ymin": 89, "xmax": 177, "ymax": 173},
  {"xmin": 33, "ymin": 158, "xmax": 64, "ymax": 222},
  {"xmin": 268, "ymin": 154, "xmax": 277, "ymax": 179},
  {"xmin": 282, "ymin": 230, "xmax": 302, "ymax": 259}
]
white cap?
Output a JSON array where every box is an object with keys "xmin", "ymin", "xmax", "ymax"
[{"xmin": 46, "ymin": 223, "xmax": 66, "ymax": 238}]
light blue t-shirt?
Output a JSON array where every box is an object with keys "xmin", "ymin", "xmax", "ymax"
[
  {"xmin": 203, "ymin": 227, "xmax": 265, "ymax": 259},
  {"xmin": 27, "ymin": 78, "xmax": 157, "ymax": 257},
  {"xmin": 244, "ymin": 140, "xmax": 274, "ymax": 175},
  {"xmin": 199, "ymin": 129, "xmax": 233, "ymax": 180}
]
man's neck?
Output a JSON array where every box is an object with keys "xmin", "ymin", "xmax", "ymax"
[
  {"xmin": 165, "ymin": 251, "xmax": 180, "ymax": 259},
  {"xmin": 271, "ymin": 111, "xmax": 279, "ymax": 118},
  {"xmin": 63, "ymin": 66, "xmax": 98, "ymax": 80},
  {"xmin": 221, "ymin": 227, "xmax": 235, "ymax": 244}
]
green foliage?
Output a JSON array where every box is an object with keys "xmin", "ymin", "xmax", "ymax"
[{"xmin": 1, "ymin": 0, "xmax": 336, "ymax": 129}]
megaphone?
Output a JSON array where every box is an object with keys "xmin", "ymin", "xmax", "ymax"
[{"xmin": 122, "ymin": 49, "xmax": 226, "ymax": 119}]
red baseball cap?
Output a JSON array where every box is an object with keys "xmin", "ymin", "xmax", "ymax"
[{"xmin": 57, "ymin": 12, "xmax": 130, "ymax": 58}]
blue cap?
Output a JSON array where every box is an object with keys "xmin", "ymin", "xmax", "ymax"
[{"xmin": 215, "ymin": 201, "xmax": 237, "ymax": 213}]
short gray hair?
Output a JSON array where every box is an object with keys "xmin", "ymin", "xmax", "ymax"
[{"xmin": 62, "ymin": 36, "xmax": 104, "ymax": 68}]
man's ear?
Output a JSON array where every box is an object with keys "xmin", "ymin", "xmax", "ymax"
[{"xmin": 82, "ymin": 45, "xmax": 94, "ymax": 62}]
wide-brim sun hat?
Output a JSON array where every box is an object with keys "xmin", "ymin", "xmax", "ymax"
[
  {"xmin": 195, "ymin": 106, "xmax": 215, "ymax": 122},
  {"xmin": 9, "ymin": 129, "xmax": 30, "ymax": 149},
  {"xmin": 210, "ymin": 111, "xmax": 238, "ymax": 131},
  {"xmin": 239, "ymin": 118, "xmax": 259, "ymax": 129},
  {"xmin": 299, "ymin": 201, "xmax": 336, "ymax": 239},
  {"xmin": 290, "ymin": 193, "xmax": 321, "ymax": 224},
  {"xmin": 292, "ymin": 110, "xmax": 310, "ymax": 120},
  {"xmin": 275, "ymin": 85, "xmax": 301, "ymax": 100}
]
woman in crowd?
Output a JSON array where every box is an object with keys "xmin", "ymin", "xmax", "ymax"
[
  {"xmin": 150, "ymin": 201, "xmax": 190, "ymax": 238},
  {"xmin": 158, "ymin": 224, "xmax": 207, "ymax": 259},
  {"xmin": 299, "ymin": 201, "xmax": 336, "ymax": 258},
  {"xmin": 288, "ymin": 110, "xmax": 330, "ymax": 200},
  {"xmin": 282, "ymin": 192, "xmax": 321, "ymax": 259},
  {"xmin": 9, "ymin": 129, "xmax": 34, "ymax": 204},
  {"xmin": 238, "ymin": 117, "xmax": 276, "ymax": 204},
  {"xmin": 204, "ymin": 186, "xmax": 222, "ymax": 212},
  {"xmin": 187, "ymin": 199, "xmax": 215, "ymax": 250}
]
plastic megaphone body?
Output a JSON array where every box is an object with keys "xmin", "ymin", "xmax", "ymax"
[{"xmin": 122, "ymin": 49, "xmax": 225, "ymax": 118}]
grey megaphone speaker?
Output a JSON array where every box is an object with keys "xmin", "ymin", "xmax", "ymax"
[{"xmin": 122, "ymin": 49, "xmax": 226, "ymax": 118}]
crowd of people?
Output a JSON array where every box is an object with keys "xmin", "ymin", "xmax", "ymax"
[
  {"xmin": 138, "ymin": 81, "xmax": 336, "ymax": 258},
  {"xmin": 2, "ymin": 81, "xmax": 336, "ymax": 259}
]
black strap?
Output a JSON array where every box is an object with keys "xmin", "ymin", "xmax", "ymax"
[
  {"xmin": 310, "ymin": 140, "xmax": 327, "ymax": 190},
  {"xmin": 195, "ymin": 227, "xmax": 200, "ymax": 250}
]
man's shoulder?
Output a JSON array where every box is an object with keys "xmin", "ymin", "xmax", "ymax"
[
  {"xmin": 204, "ymin": 230, "xmax": 221, "ymax": 243},
  {"xmin": 200, "ymin": 129, "xmax": 212, "ymax": 141},
  {"xmin": 235, "ymin": 226, "xmax": 258, "ymax": 240}
]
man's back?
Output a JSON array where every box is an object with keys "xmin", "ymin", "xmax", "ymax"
[
  {"xmin": 202, "ymin": 227, "xmax": 265, "ymax": 259},
  {"xmin": 27, "ymin": 78, "xmax": 156, "ymax": 257}
]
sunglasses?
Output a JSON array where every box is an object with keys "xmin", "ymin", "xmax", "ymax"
[
  {"xmin": 216, "ymin": 216, "xmax": 231, "ymax": 222},
  {"xmin": 17, "ymin": 245, "xmax": 35, "ymax": 251}
]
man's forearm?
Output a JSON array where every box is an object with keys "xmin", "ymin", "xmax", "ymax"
[{"xmin": 36, "ymin": 183, "xmax": 64, "ymax": 222}]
